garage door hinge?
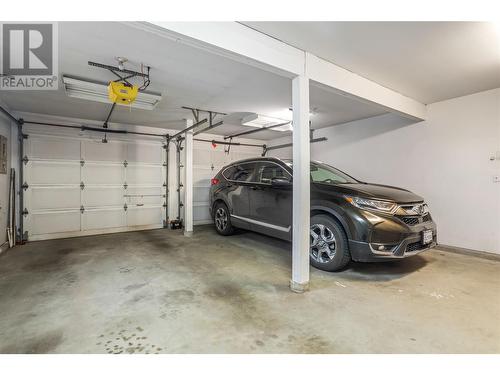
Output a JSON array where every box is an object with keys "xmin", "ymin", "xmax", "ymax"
[
  {"xmin": 179, "ymin": 202, "xmax": 184, "ymax": 208},
  {"xmin": 22, "ymin": 208, "xmax": 29, "ymax": 216},
  {"xmin": 22, "ymin": 156, "xmax": 29, "ymax": 165},
  {"xmin": 179, "ymin": 164, "xmax": 184, "ymax": 168},
  {"xmin": 22, "ymin": 182, "xmax": 29, "ymax": 190},
  {"xmin": 123, "ymin": 160, "xmax": 128, "ymax": 167},
  {"xmin": 124, "ymin": 204, "xmax": 128, "ymax": 211},
  {"xmin": 123, "ymin": 183, "xmax": 128, "ymax": 189},
  {"xmin": 163, "ymin": 162, "xmax": 167, "ymax": 166},
  {"xmin": 80, "ymin": 182, "xmax": 85, "ymax": 190},
  {"xmin": 162, "ymin": 202, "xmax": 167, "ymax": 208},
  {"xmin": 80, "ymin": 205, "xmax": 85, "ymax": 214},
  {"xmin": 80, "ymin": 160, "xmax": 85, "ymax": 167}
]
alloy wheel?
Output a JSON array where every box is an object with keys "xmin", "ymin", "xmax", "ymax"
[
  {"xmin": 310, "ymin": 223, "xmax": 337, "ymax": 263},
  {"xmin": 215, "ymin": 207, "xmax": 228, "ymax": 231}
]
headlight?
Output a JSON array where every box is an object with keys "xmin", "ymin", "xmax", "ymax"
[{"xmin": 345, "ymin": 196, "xmax": 397, "ymax": 214}]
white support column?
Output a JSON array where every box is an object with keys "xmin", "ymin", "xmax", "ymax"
[
  {"xmin": 290, "ymin": 75, "xmax": 310, "ymax": 293},
  {"xmin": 183, "ymin": 119, "xmax": 194, "ymax": 236}
]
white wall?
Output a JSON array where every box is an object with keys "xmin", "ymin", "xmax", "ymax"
[{"xmin": 269, "ymin": 89, "xmax": 500, "ymax": 254}]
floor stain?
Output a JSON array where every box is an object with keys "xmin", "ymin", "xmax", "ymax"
[
  {"xmin": 124, "ymin": 283, "xmax": 147, "ymax": 293},
  {"xmin": 0, "ymin": 330, "xmax": 64, "ymax": 354},
  {"xmin": 98, "ymin": 326, "xmax": 163, "ymax": 354},
  {"xmin": 118, "ymin": 266, "xmax": 135, "ymax": 274},
  {"xmin": 162, "ymin": 289, "xmax": 195, "ymax": 305},
  {"xmin": 296, "ymin": 334, "xmax": 333, "ymax": 354}
]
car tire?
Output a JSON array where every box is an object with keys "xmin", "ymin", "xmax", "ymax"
[
  {"xmin": 309, "ymin": 215, "xmax": 351, "ymax": 271},
  {"xmin": 213, "ymin": 202, "xmax": 234, "ymax": 236}
]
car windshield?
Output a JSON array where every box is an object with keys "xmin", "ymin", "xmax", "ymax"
[{"xmin": 284, "ymin": 160, "xmax": 358, "ymax": 185}]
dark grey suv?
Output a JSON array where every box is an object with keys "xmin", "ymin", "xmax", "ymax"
[{"xmin": 209, "ymin": 157, "xmax": 437, "ymax": 271}]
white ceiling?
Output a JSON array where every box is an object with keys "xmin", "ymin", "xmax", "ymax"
[
  {"xmin": 0, "ymin": 22, "xmax": 386, "ymax": 140},
  {"xmin": 243, "ymin": 21, "xmax": 500, "ymax": 104}
]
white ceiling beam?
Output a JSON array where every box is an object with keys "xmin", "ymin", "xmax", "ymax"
[
  {"xmin": 136, "ymin": 22, "xmax": 427, "ymax": 121},
  {"xmin": 133, "ymin": 22, "xmax": 304, "ymax": 78},
  {"xmin": 306, "ymin": 53, "xmax": 427, "ymax": 121}
]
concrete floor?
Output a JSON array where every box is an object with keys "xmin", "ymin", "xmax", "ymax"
[{"xmin": 0, "ymin": 226, "xmax": 498, "ymax": 354}]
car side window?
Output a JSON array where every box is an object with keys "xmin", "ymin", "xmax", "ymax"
[
  {"xmin": 223, "ymin": 163, "xmax": 255, "ymax": 182},
  {"xmin": 256, "ymin": 162, "xmax": 290, "ymax": 184}
]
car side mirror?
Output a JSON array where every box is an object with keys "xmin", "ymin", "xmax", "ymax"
[{"xmin": 271, "ymin": 177, "xmax": 292, "ymax": 189}]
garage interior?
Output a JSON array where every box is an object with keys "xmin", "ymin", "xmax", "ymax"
[{"xmin": 0, "ymin": 21, "xmax": 499, "ymax": 354}]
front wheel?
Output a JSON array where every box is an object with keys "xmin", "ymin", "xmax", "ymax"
[
  {"xmin": 213, "ymin": 202, "xmax": 234, "ymax": 236},
  {"xmin": 309, "ymin": 215, "xmax": 351, "ymax": 271}
]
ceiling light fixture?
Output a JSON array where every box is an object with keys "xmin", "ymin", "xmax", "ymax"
[
  {"xmin": 62, "ymin": 76, "xmax": 162, "ymax": 110},
  {"xmin": 241, "ymin": 114, "xmax": 291, "ymax": 131}
]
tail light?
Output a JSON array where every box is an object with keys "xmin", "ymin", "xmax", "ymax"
[{"xmin": 211, "ymin": 178, "xmax": 220, "ymax": 186}]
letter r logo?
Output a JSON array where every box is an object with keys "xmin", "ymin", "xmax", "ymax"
[{"xmin": 2, "ymin": 23, "xmax": 53, "ymax": 76}]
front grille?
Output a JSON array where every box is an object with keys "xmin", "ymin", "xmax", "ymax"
[
  {"xmin": 400, "ymin": 217, "xmax": 420, "ymax": 225},
  {"xmin": 398, "ymin": 213, "xmax": 432, "ymax": 226},
  {"xmin": 406, "ymin": 241, "xmax": 428, "ymax": 253}
]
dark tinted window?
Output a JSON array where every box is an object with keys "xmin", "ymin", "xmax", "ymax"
[
  {"xmin": 255, "ymin": 162, "xmax": 290, "ymax": 184},
  {"xmin": 222, "ymin": 163, "xmax": 255, "ymax": 182}
]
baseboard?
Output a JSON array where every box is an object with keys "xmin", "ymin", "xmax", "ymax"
[{"xmin": 437, "ymin": 244, "xmax": 500, "ymax": 261}]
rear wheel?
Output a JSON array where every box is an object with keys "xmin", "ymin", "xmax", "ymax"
[
  {"xmin": 213, "ymin": 202, "xmax": 234, "ymax": 235},
  {"xmin": 309, "ymin": 215, "xmax": 351, "ymax": 271}
]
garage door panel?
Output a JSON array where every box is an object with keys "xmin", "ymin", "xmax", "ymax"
[
  {"xmin": 24, "ymin": 133, "xmax": 168, "ymax": 239},
  {"xmin": 126, "ymin": 165, "xmax": 163, "ymax": 185},
  {"xmin": 231, "ymin": 151, "xmax": 256, "ymax": 162},
  {"xmin": 82, "ymin": 208, "xmax": 126, "ymax": 231},
  {"xmin": 193, "ymin": 168, "xmax": 214, "ymax": 186},
  {"xmin": 82, "ymin": 140, "xmax": 126, "ymax": 162},
  {"xmin": 194, "ymin": 204, "xmax": 211, "ymax": 223},
  {"xmin": 211, "ymin": 150, "xmax": 232, "ymax": 166},
  {"xmin": 28, "ymin": 161, "xmax": 80, "ymax": 185},
  {"xmin": 82, "ymin": 186, "xmax": 125, "ymax": 207},
  {"xmin": 29, "ymin": 186, "xmax": 81, "ymax": 210},
  {"xmin": 28, "ymin": 210, "xmax": 81, "ymax": 235},
  {"xmin": 194, "ymin": 149, "xmax": 212, "ymax": 165},
  {"xmin": 127, "ymin": 206, "xmax": 163, "ymax": 226},
  {"xmin": 127, "ymin": 143, "xmax": 163, "ymax": 164},
  {"xmin": 82, "ymin": 163, "xmax": 124, "ymax": 185},
  {"xmin": 125, "ymin": 186, "xmax": 164, "ymax": 206},
  {"xmin": 28, "ymin": 136, "xmax": 81, "ymax": 160},
  {"xmin": 193, "ymin": 187, "xmax": 209, "ymax": 203}
]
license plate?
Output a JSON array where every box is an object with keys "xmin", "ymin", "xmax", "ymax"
[{"xmin": 422, "ymin": 230, "xmax": 433, "ymax": 245}]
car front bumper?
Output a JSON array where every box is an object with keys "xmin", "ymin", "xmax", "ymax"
[{"xmin": 348, "ymin": 211, "xmax": 437, "ymax": 262}]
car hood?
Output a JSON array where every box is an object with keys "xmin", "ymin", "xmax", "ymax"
[{"xmin": 316, "ymin": 182, "xmax": 424, "ymax": 203}]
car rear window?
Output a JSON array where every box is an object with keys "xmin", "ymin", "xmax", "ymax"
[{"xmin": 255, "ymin": 162, "xmax": 291, "ymax": 184}]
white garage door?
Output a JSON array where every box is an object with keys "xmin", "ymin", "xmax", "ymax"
[
  {"xmin": 23, "ymin": 133, "xmax": 166, "ymax": 241},
  {"xmin": 192, "ymin": 141, "xmax": 262, "ymax": 224}
]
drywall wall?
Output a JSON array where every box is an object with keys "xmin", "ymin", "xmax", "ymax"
[{"xmin": 268, "ymin": 88, "xmax": 500, "ymax": 254}]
